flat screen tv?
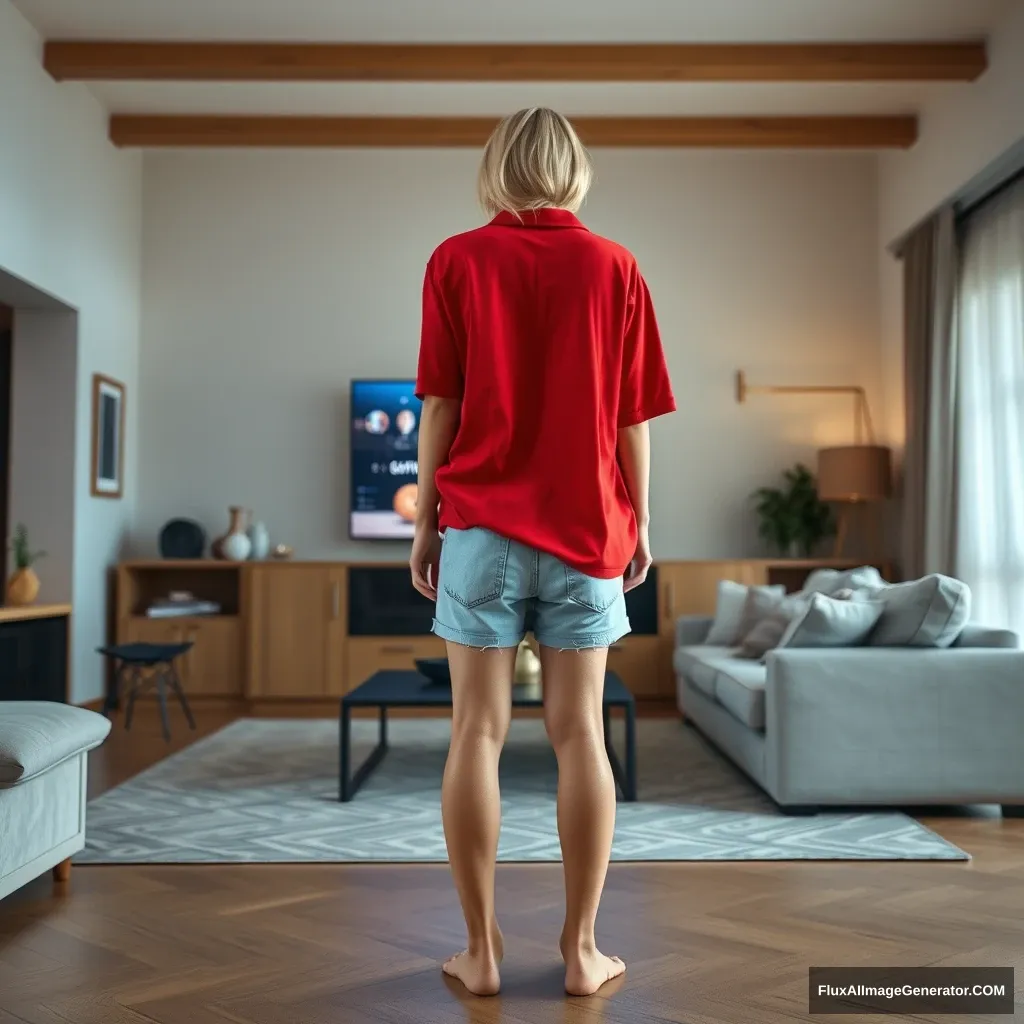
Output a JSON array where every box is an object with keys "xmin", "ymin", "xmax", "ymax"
[{"xmin": 350, "ymin": 379, "xmax": 422, "ymax": 540}]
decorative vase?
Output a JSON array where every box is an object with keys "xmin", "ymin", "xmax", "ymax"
[
  {"xmin": 7, "ymin": 567, "xmax": 40, "ymax": 607},
  {"xmin": 514, "ymin": 639, "xmax": 542, "ymax": 694},
  {"xmin": 158, "ymin": 518, "xmax": 206, "ymax": 559},
  {"xmin": 214, "ymin": 506, "xmax": 251, "ymax": 561},
  {"xmin": 247, "ymin": 521, "xmax": 270, "ymax": 560}
]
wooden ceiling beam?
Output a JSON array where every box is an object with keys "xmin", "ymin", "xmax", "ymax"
[
  {"xmin": 47, "ymin": 41, "xmax": 987, "ymax": 83},
  {"xmin": 108, "ymin": 115, "xmax": 918, "ymax": 149}
]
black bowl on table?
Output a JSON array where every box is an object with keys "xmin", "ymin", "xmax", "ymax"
[{"xmin": 415, "ymin": 657, "xmax": 451, "ymax": 686}]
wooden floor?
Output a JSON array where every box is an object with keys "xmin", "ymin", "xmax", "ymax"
[{"xmin": 1, "ymin": 704, "xmax": 1022, "ymax": 1023}]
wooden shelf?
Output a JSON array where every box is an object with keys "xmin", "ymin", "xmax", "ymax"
[
  {"xmin": 0, "ymin": 603, "xmax": 71, "ymax": 623},
  {"xmin": 122, "ymin": 559, "xmax": 244, "ymax": 569},
  {"xmin": 127, "ymin": 614, "xmax": 240, "ymax": 624}
]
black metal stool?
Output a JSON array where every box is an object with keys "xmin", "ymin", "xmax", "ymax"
[{"xmin": 97, "ymin": 642, "xmax": 197, "ymax": 742}]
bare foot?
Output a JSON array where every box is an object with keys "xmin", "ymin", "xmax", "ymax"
[
  {"xmin": 561, "ymin": 936, "xmax": 625, "ymax": 997},
  {"xmin": 442, "ymin": 925, "xmax": 503, "ymax": 996}
]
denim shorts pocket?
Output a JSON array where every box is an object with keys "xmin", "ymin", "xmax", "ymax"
[
  {"xmin": 442, "ymin": 528, "xmax": 510, "ymax": 609},
  {"xmin": 564, "ymin": 566, "xmax": 622, "ymax": 613}
]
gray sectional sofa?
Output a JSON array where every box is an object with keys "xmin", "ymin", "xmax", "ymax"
[{"xmin": 673, "ymin": 567, "xmax": 1024, "ymax": 814}]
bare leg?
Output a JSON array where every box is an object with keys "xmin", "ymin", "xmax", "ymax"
[
  {"xmin": 541, "ymin": 646, "xmax": 626, "ymax": 996},
  {"xmin": 440, "ymin": 641, "xmax": 515, "ymax": 996},
  {"xmin": 52, "ymin": 858, "xmax": 72, "ymax": 884}
]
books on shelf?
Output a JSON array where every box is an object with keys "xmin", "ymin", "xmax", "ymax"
[{"xmin": 146, "ymin": 597, "xmax": 221, "ymax": 618}]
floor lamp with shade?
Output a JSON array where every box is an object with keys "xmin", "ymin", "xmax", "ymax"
[{"xmin": 735, "ymin": 370, "xmax": 893, "ymax": 557}]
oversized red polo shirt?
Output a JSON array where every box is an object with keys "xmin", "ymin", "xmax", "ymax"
[{"xmin": 415, "ymin": 208, "xmax": 676, "ymax": 579}]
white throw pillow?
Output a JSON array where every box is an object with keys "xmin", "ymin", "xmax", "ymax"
[
  {"xmin": 801, "ymin": 565, "xmax": 885, "ymax": 597},
  {"xmin": 852, "ymin": 574, "xmax": 971, "ymax": 647},
  {"xmin": 705, "ymin": 581, "xmax": 785, "ymax": 646},
  {"xmin": 778, "ymin": 592, "xmax": 885, "ymax": 650}
]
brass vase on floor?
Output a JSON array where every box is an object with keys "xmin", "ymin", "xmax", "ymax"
[{"xmin": 514, "ymin": 639, "xmax": 542, "ymax": 696}]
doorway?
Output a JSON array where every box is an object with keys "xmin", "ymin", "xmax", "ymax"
[{"xmin": 0, "ymin": 303, "xmax": 11, "ymax": 558}]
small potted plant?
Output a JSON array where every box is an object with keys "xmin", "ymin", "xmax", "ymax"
[
  {"xmin": 7, "ymin": 524, "xmax": 45, "ymax": 606},
  {"xmin": 752, "ymin": 463, "xmax": 834, "ymax": 558}
]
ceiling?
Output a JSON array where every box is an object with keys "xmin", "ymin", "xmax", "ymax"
[
  {"xmin": 10, "ymin": 0, "xmax": 1010, "ymax": 44},
  {"xmin": 83, "ymin": 81, "xmax": 959, "ymax": 120},
  {"xmin": 10, "ymin": 0, "xmax": 1014, "ymax": 148}
]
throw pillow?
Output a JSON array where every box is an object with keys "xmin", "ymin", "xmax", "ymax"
[
  {"xmin": 778, "ymin": 592, "xmax": 885, "ymax": 649},
  {"xmin": 737, "ymin": 592, "xmax": 810, "ymax": 659},
  {"xmin": 801, "ymin": 565, "xmax": 885, "ymax": 597},
  {"xmin": 739, "ymin": 612, "xmax": 791, "ymax": 659},
  {"xmin": 705, "ymin": 580, "xmax": 785, "ymax": 646},
  {"xmin": 853, "ymin": 574, "xmax": 971, "ymax": 647}
]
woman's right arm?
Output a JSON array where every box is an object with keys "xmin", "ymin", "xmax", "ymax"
[
  {"xmin": 616, "ymin": 264, "xmax": 675, "ymax": 591},
  {"xmin": 617, "ymin": 422, "xmax": 652, "ymax": 592}
]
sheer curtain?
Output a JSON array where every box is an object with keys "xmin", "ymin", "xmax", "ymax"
[{"xmin": 956, "ymin": 177, "xmax": 1024, "ymax": 636}]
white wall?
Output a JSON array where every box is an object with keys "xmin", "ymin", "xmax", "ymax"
[
  {"xmin": 138, "ymin": 147, "xmax": 881, "ymax": 561},
  {"xmin": 0, "ymin": 0, "xmax": 142, "ymax": 704},
  {"xmin": 8, "ymin": 310, "xmax": 77, "ymax": 602},
  {"xmin": 878, "ymin": 2, "xmax": 1024, "ymax": 446}
]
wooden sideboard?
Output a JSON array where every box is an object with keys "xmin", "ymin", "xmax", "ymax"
[
  {"xmin": 0, "ymin": 604, "xmax": 71, "ymax": 702},
  {"xmin": 115, "ymin": 558, "xmax": 893, "ymax": 706}
]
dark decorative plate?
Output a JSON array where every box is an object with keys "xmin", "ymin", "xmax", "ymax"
[
  {"xmin": 159, "ymin": 518, "xmax": 207, "ymax": 559},
  {"xmin": 415, "ymin": 657, "xmax": 451, "ymax": 686}
]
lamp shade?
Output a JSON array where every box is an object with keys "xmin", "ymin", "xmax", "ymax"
[{"xmin": 817, "ymin": 445, "xmax": 892, "ymax": 502}]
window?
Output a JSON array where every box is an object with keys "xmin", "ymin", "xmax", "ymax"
[{"xmin": 956, "ymin": 177, "xmax": 1024, "ymax": 636}]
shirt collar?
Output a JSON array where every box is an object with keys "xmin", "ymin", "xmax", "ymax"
[{"xmin": 490, "ymin": 209, "xmax": 588, "ymax": 230}]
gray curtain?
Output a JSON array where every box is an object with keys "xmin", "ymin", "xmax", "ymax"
[{"xmin": 899, "ymin": 206, "xmax": 959, "ymax": 580}]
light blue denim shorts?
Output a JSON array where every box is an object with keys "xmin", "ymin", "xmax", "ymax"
[{"xmin": 433, "ymin": 527, "xmax": 631, "ymax": 650}]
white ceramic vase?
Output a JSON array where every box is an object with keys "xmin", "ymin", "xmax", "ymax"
[
  {"xmin": 221, "ymin": 530, "xmax": 251, "ymax": 561},
  {"xmin": 247, "ymin": 521, "xmax": 270, "ymax": 560}
]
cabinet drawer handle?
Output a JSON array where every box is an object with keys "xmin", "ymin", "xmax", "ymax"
[{"xmin": 381, "ymin": 644, "xmax": 414, "ymax": 654}]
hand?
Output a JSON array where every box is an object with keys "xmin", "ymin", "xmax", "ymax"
[
  {"xmin": 623, "ymin": 525, "xmax": 652, "ymax": 593},
  {"xmin": 410, "ymin": 523, "xmax": 442, "ymax": 601}
]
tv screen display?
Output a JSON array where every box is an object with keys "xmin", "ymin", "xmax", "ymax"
[{"xmin": 350, "ymin": 380, "xmax": 422, "ymax": 540}]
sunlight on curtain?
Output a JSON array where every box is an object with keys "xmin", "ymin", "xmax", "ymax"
[{"xmin": 957, "ymin": 178, "xmax": 1024, "ymax": 637}]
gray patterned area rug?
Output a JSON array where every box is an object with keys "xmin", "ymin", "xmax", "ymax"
[{"xmin": 78, "ymin": 718, "xmax": 968, "ymax": 864}]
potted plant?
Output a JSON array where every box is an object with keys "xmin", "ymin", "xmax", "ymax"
[
  {"xmin": 7, "ymin": 524, "xmax": 45, "ymax": 606},
  {"xmin": 752, "ymin": 463, "xmax": 834, "ymax": 558}
]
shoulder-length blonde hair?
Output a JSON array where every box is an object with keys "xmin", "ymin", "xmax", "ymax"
[{"xmin": 478, "ymin": 107, "xmax": 593, "ymax": 216}]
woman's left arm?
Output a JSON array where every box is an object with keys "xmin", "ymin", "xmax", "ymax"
[{"xmin": 410, "ymin": 395, "xmax": 460, "ymax": 599}]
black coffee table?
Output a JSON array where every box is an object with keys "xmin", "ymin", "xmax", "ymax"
[{"xmin": 339, "ymin": 669, "xmax": 637, "ymax": 802}]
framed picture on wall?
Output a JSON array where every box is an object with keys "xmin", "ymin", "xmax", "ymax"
[{"xmin": 90, "ymin": 373, "xmax": 125, "ymax": 499}]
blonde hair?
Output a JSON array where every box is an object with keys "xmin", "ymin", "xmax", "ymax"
[{"xmin": 478, "ymin": 107, "xmax": 593, "ymax": 216}]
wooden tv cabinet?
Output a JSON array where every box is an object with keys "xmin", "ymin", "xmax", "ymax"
[{"xmin": 114, "ymin": 557, "xmax": 893, "ymax": 708}]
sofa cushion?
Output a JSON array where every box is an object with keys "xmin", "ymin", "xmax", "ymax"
[
  {"xmin": 0, "ymin": 702, "xmax": 111, "ymax": 786},
  {"xmin": 705, "ymin": 581, "xmax": 785, "ymax": 646},
  {"xmin": 713, "ymin": 659, "xmax": 768, "ymax": 730},
  {"xmin": 853, "ymin": 574, "xmax": 971, "ymax": 647},
  {"xmin": 778, "ymin": 593, "xmax": 885, "ymax": 649},
  {"xmin": 673, "ymin": 646, "xmax": 736, "ymax": 697}
]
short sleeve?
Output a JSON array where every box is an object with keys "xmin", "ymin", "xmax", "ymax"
[
  {"xmin": 618, "ymin": 268, "xmax": 676, "ymax": 428},
  {"xmin": 415, "ymin": 257, "xmax": 464, "ymax": 401}
]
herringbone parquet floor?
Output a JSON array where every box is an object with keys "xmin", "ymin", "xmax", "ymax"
[{"xmin": 1, "ymin": 706, "xmax": 1021, "ymax": 1023}]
